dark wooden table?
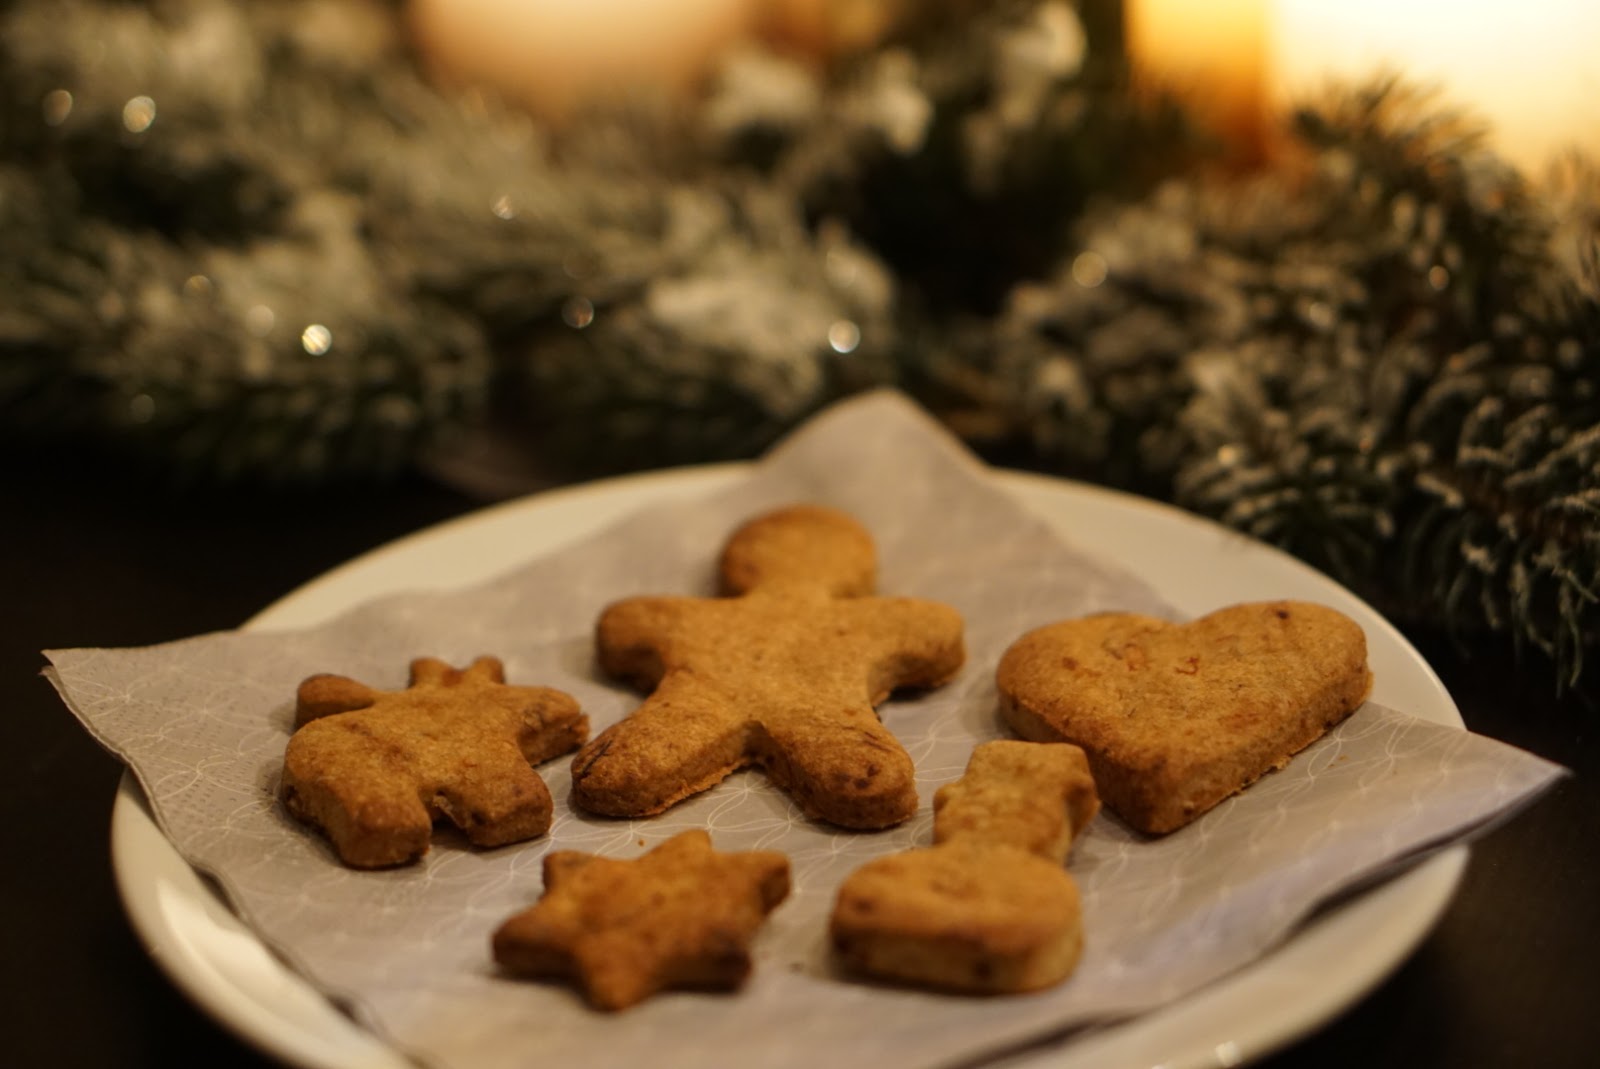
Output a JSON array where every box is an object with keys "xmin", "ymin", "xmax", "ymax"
[{"xmin": 4, "ymin": 447, "xmax": 1595, "ymax": 1068}]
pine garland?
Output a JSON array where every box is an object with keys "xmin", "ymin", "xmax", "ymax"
[
  {"xmin": 981, "ymin": 81, "xmax": 1600, "ymax": 684},
  {"xmin": 3, "ymin": 1, "xmax": 1599, "ymax": 684}
]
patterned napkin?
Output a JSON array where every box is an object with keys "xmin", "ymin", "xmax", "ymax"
[{"xmin": 49, "ymin": 390, "xmax": 1564, "ymax": 1069}]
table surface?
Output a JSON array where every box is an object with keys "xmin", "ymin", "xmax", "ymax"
[{"xmin": 4, "ymin": 446, "xmax": 1596, "ymax": 1069}]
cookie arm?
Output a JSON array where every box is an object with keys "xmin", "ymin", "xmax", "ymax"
[
  {"xmin": 595, "ymin": 596, "xmax": 688, "ymax": 690},
  {"xmin": 853, "ymin": 598, "xmax": 967, "ymax": 703}
]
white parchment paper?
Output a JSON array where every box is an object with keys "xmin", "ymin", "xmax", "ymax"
[{"xmin": 49, "ymin": 390, "xmax": 1564, "ymax": 1069}]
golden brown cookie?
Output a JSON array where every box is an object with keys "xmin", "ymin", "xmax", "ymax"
[
  {"xmin": 997, "ymin": 600, "xmax": 1372, "ymax": 835},
  {"xmin": 492, "ymin": 829, "xmax": 791, "ymax": 1011},
  {"xmin": 571, "ymin": 504, "xmax": 966, "ymax": 830},
  {"xmin": 281, "ymin": 656, "xmax": 587, "ymax": 868},
  {"xmin": 932, "ymin": 739, "xmax": 1100, "ymax": 864},
  {"xmin": 830, "ymin": 841, "xmax": 1083, "ymax": 994},
  {"xmin": 829, "ymin": 740, "xmax": 1098, "ymax": 994}
]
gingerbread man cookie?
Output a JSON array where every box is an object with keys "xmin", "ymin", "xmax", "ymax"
[
  {"xmin": 830, "ymin": 740, "xmax": 1099, "ymax": 993},
  {"xmin": 997, "ymin": 600, "xmax": 1371, "ymax": 834},
  {"xmin": 492, "ymin": 829, "xmax": 791, "ymax": 1011},
  {"xmin": 571, "ymin": 504, "xmax": 966, "ymax": 829},
  {"xmin": 281, "ymin": 656, "xmax": 587, "ymax": 868}
]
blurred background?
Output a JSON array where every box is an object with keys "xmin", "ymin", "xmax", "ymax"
[{"xmin": 4, "ymin": 0, "xmax": 1600, "ymax": 690}]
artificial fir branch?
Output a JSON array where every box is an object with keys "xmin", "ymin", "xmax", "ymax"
[{"xmin": 994, "ymin": 79, "xmax": 1600, "ymax": 685}]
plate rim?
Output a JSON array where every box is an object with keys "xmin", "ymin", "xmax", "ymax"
[{"xmin": 109, "ymin": 461, "xmax": 1466, "ymax": 1069}]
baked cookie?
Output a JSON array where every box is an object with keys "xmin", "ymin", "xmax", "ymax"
[
  {"xmin": 829, "ymin": 740, "xmax": 1098, "ymax": 994},
  {"xmin": 281, "ymin": 656, "xmax": 587, "ymax": 868},
  {"xmin": 571, "ymin": 504, "xmax": 966, "ymax": 829},
  {"xmin": 997, "ymin": 600, "xmax": 1372, "ymax": 835},
  {"xmin": 932, "ymin": 738, "xmax": 1100, "ymax": 863},
  {"xmin": 492, "ymin": 829, "xmax": 791, "ymax": 1011}
]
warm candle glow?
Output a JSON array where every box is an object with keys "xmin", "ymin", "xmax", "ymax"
[
  {"xmin": 1272, "ymin": 2, "xmax": 1600, "ymax": 173},
  {"xmin": 407, "ymin": 0, "xmax": 757, "ymax": 120},
  {"xmin": 759, "ymin": 0, "xmax": 907, "ymax": 61},
  {"xmin": 1126, "ymin": 0, "xmax": 1270, "ymax": 162}
]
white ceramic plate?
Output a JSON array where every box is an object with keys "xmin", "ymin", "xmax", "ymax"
[{"xmin": 110, "ymin": 464, "xmax": 1466, "ymax": 1069}]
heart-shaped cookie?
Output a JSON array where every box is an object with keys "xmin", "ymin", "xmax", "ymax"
[{"xmin": 996, "ymin": 600, "xmax": 1371, "ymax": 835}]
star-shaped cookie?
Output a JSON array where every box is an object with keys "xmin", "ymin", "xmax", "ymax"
[
  {"xmin": 281, "ymin": 655, "xmax": 587, "ymax": 868},
  {"xmin": 571, "ymin": 504, "xmax": 966, "ymax": 829},
  {"xmin": 492, "ymin": 830, "xmax": 791, "ymax": 1010}
]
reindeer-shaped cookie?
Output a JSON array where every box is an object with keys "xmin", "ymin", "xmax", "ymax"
[
  {"xmin": 281, "ymin": 656, "xmax": 587, "ymax": 868},
  {"xmin": 571, "ymin": 504, "xmax": 966, "ymax": 829}
]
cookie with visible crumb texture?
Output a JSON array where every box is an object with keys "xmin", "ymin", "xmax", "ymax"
[
  {"xmin": 932, "ymin": 739, "xmax": 1099, "ymax": 863},
  {"xmin": 492, "ymin": 829, "xmax": 791, "ymax": 1011},
  {"xmin": 997, "ymin": 600, "xmax": 1372, "ymax": 835},
  {"xmin": 830, "ymin": 840, "xmax": 1083, "ymax": 994},
  {"xmin": 830, "ymin": 739, "xmax": 1098, "ymax": 994},
  {"xmin": 281, "ymin": 656, "xmax": 586, "ymax": 868},
  {"xmin": 571, "ymin": 504, "xmax": 965, "ymax": 830}
]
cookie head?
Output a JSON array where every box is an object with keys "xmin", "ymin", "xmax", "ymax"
[
  {"xmin": 718, "ymin": 504, "xmax": 876, "ymax": 597},
  {"xmin": 997, "ymin": 600, "xmax": 1372, "ymax": 835},
  {"xmin": 281, "ymin": 656, "xmax": 587, "ymax": 868}
]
